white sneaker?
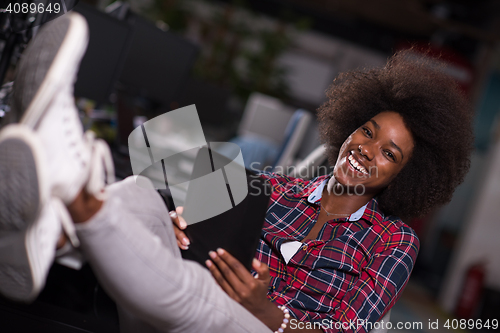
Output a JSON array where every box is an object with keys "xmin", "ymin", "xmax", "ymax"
[
  {"xmin": 0, "ymin": 13, "xmax": 114, "ymax": 302},
  {"xmin": 0, "ymin": 125, "xmax": 61, "ymax": 302},
  {"xmin": 14, "ymin": 12, "xmax": 90, "ymax": 204},
  {"xmin": 14, "ymin": 12, "xmax": 114, "ymax": 204}
]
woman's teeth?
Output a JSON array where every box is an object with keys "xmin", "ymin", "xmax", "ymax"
[{"xmin": 348, "ymin": 154, "xmax": 368, "ymax": 174}]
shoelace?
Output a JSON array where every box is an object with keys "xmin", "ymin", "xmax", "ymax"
[{"xmin": 54, "ymin": 132, "xmax": 115, "ymax": 249}]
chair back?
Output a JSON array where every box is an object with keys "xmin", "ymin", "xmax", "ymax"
[{"xmin": 272, "ymin": 109, "xmax": 312, "ymax": 170}]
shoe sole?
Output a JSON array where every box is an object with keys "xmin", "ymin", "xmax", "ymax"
[
  {"xmin": 0, "ymin": 125, "xmax": 48, "ymax": 302},
  {"xmin": 20, "ymin": 12, "xmax": 88, "ymax": 129}
]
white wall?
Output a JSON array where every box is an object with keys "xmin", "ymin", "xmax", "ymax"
[
  {"xmin": 439, "ymin": 137, "xmax": 500, "ymax": 312},
  {"xmin": 277, "ymin": 31, "xmax": 387, "ymax": 105}
]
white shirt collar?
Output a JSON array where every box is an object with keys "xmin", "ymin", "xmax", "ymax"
[{"xmin": 307, "ymin": 176, "xmax": 368, "ymax": 222}]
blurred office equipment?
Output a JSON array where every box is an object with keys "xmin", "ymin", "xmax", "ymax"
[
  {"xmin": 178, "ymin": 77, "xmax": 233, "ymax": 140},
  {"xmin": 272, "ymin": 108, "xmax": 312, "ymax": 170},
  {"xmin": 117, "ymin": 13, "xmax": 198, "ymax": 108},
  {"xmin": 230, "ymin": 92, "xmax": 312, "ymax": 171},
  {"xmin": 106, "ymin": 5, "xmax": 199, "ymax": 149},
  {"xmin": 455, "ymin": 262, "xmax": 486, "ymax": 319},
  {"xmin": 288, "ymin": 144, "xmax": 328, "ymax": 179},
  {"xmin": 73, "ymin": 2, "xmax": 132, "ymax": 104},
  {"xmin": 238, "ymin": 93, "xmax": 294, "ymax": 146}
]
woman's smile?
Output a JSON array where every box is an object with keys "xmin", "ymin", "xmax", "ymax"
[{"xmin": 347, "ymin": 152, "xmax": 369, "ymax": 175}]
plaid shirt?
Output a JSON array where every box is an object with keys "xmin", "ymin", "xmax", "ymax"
[{"xmin": 254, "ymin": 172, "xmax": 419, "ymax": 333}]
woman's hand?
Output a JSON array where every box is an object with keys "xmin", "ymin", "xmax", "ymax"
[
  {"xmin": 206, "ymin": 249, "xmax": 281, "ymax": 326},
  {"xmin": 206, "ymin": 250, "xmax": 323, "ymax": 332},
  {"xmin": 169, "ymin": 207, "xmax": 190, "ymax": 250}
]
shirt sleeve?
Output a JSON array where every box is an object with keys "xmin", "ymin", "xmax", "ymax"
[
  {"xmin": 255, "ymin": 170, "xmax": 295, "ymax": 187},
  {"xmin": 321, "ymin": 223, "xmax": 419, "ymax": 333}
]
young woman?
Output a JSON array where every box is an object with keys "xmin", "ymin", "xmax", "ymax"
[
  {"xmin": 0, "ymin": 13, "xmax": 473, "ymax": 333},
  {"xmin": 170, "ymin": 48, "xmax": 473, "ymax": 332}
]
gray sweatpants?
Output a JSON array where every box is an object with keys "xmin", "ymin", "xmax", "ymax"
[{"xmin": 75, "ymin": 176, "xmax": 272, "ymax": 333}]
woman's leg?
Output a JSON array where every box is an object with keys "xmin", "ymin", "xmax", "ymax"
[
  {"xmin": 101, "ymin": 176, "xmax": 178, "ymax": 333},
  {"xmin": 73, "ymin": 176, "xmax": 271, "ymax": 333},
  {"xmin": 2, "ymin": 12, "xmax": 269, "ymax": 331}
]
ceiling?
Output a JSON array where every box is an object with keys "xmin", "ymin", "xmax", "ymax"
[
  {"xmin": 217, "ymin": 0, "xmax": 500, "ymax": 59},
  {"xmin": 286, "ymin": 0, "xmax": 499, "ymax": 40}
]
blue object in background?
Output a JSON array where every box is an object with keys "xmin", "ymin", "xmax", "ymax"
[{"xmin": 474, "ymin": 71, "xmax": 500, "ymax": 152}]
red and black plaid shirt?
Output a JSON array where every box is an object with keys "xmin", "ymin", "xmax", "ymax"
[{"xmin": 254, "ymin": 172, "xmax": 419, "ymax": 333}]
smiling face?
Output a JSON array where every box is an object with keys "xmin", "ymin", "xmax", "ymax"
[{"xmin": 333, "ymin": 111, "xmax": 415, "ymax": 196}]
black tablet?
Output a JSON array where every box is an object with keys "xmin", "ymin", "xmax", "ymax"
[{"xmin": 180, "ymin": 147, "xmax": 270, "ymax": 270}]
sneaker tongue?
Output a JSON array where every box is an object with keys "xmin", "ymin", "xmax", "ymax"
[
  {"xmin": 52, "ymin": 198, "xmax": 80, "ymax": 248},
  {"xmin": 84, "ymin": 131, "xmax": 114, "ymax": 200}
]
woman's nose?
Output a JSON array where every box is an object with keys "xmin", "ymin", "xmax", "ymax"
[{"xmin": 358, "ymin": 144, "xmax": 373, "ymax": 160}]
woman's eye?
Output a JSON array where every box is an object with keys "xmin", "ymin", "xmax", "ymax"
[
  {"xmin": 362, "ymin": 127, "xmax": 372, "ymax": 137},
  {"xmin": 385, "ymin": 150, "xmax": 395, "ymax": 161}
]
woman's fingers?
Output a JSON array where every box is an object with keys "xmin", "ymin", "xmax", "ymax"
[
  {"xmin": 206, "ymin": 258, "xmax": 238, "ymax": 300},
  {"xmin": 208, "ymin": 249, "xmax": 247, "ymax": 289},
  {"xmin": 169, "ymin": 209, "xmax": 190, "ymax": 249},
  {"xmin": 252, "ymin": 259, "xmax": 271, "ymax": 283},
  {"xmin": 208, "ymin": 250, "xmax": 270, "ymax": 311},
  {"xmin": 216, "ymin": 248, "xmax": 255, "ymax": 284},
  {"xmin": 173, "ymin": 226, "xmax": 190, "ymax": 250},
  {"xmin": 169, "ymin": 210, "xmax": 187, "ymax": 229}
]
